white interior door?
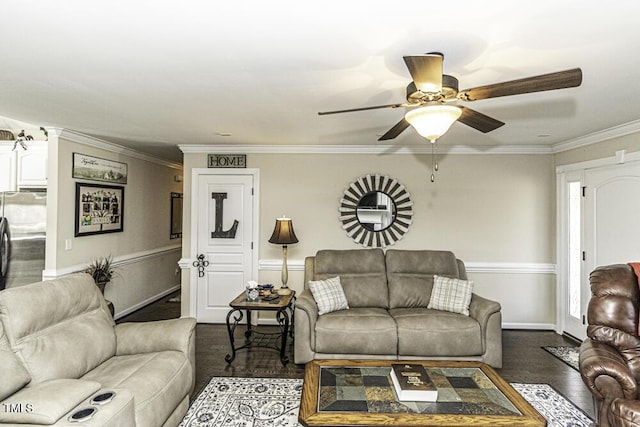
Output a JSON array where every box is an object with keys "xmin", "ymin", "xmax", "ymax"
[
  {"xmin": 194, "ymin": 171, "xmax": 258, "ymax": 323},
  {"xmin": 584, "ymin": 160, "xmax": 640, "ymax": 313}
]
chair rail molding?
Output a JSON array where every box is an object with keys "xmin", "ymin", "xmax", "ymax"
[
  {"xmin": 42, "ymin": 244, "xmax": 182, "ymax": 280},
  {"xmin": 258, "ymin": 259, "xmax": 555, "ymax": 275}
]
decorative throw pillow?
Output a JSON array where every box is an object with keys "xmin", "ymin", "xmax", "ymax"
[
  {"xmin": 427, "ymin": 275, "xmax": 474, "ymax": 316},
  {"xmin": 308, "ymin": 276, "xmax": 350, "ymax": 315}
]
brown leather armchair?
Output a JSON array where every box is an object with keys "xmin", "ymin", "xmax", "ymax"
[{"xmin": 580, "ymin": 264, "xmax": 640, "ymax": 427}]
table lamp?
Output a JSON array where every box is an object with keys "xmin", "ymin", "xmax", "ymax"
[{"xmin": 268, "ymin": 216, "xmax": 299, "ymax": 295}]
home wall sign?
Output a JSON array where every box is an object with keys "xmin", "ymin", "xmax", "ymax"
[
  {"xmin": 339, "ymin": 174, "xmax": 413, "ymax": 248},
  {"xmin": 208, "ymin": 154, "xmax": 246, "ymax": 168},
  {"xmin": 72, "ymin": 153, "xmax": 128, "ymax": 184}
]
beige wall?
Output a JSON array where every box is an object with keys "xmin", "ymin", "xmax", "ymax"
[
  {"xmin": 181, "ymin": 150, "xmax": 557, "ymax": 327},
  {"xmin": 45, "ymin": 130, "xmax": 184, "ymax": 318}
]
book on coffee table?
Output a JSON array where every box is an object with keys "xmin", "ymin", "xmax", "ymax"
[{"xmin": 389, "ymin": 363, "xmax": 438, "ymax": 402}]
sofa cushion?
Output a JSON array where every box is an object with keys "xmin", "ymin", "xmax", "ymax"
[
  {"xmin": 315, "ymin": 307, "xmax": 396, "ymax": 355},
  {"xmin": 427, "ymin": 275, "xmax": 474, "ymax": 316},
  {"xmin": 391, "ymin": 308, "xmax": 482, "ymax": 356},
  {"xmin": 313, "ymin": 249, "xmax": 388, "ymax": 308},
  {"xmin": 309, "ymin": 276, "xmax": 349, "ymax": 315},
  {"xmin": 0, "ymin": 347, "xmax": 31, "ymax": 402},
  {"xmin": 386, "ymin": 250, "xmax": 461, "ymax": 309},
  {"xmin": 82, "ymin": 350, "xmax": 192, "ymax": 427},
  {"xmin": 0, "ymin": 273, "xmax": 116, "ymax": 383}
]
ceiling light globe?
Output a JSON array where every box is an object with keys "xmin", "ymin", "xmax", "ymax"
[{"xmin": 405, "ymin": 105, "xmax": 462, "ymax": 142}]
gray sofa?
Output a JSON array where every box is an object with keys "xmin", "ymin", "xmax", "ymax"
[
  {"xmin": 294, "ymin": 249, "xmax": 502, "ymax": 367},
  {"xmin": 0, "ymin": 273, "xmax": 196, "ymax": 427}
]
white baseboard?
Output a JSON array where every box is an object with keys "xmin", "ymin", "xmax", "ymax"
[
  {"xmin": 113, "ymin": 284, "xmax": 181, "ymax": 320},
  {"xmin": 502, "ymin": 322, "xmax": 556, "ymax": 330},
  {"xmin": 255, "ymin": 319, "xmax": 557, "ymax": 330}
]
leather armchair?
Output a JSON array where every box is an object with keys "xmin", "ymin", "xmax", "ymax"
[{"xmin": 580, "ymin": 264, "xmax": 640, "ymax": 427}]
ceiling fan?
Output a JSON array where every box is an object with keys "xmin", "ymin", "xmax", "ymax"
[{"xmin": 318, "ymin": 52, "xmax": 583, "ymax": 142}]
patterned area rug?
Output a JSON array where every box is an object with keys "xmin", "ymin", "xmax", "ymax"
[
  {"xmin": 543, "ymin": 346, "xmax": 580, "ymax": 371},
  {"xmin": 179, "ymin": 377, "xmax": 592, "ymax": 427},
  {"xmin": 511, "ymin": 383, "xmax": 592, "ymax": 427}
]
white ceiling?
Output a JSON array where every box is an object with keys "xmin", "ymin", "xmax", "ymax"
[{"xmin": 2, "ymin": 1, "xmax": 640, "ymax": 162}]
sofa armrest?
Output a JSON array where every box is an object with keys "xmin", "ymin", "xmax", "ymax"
[
  {"xmin": 296, "ymin": 289, "xmax": 319, "ymax": 322},
  {"xmin": 115, "ymin": 317, "xmax": 196, "ymax": 356},
  {"xmin": 580, "ymin": 339, "xmax": 637, "ymax": 401},
  {"xmin": 0, "ymin": 379, "xmax": 101, "ymax": 425},
  {"xmin": 294, "ymin": 289, "xmax": 319, "ymax": 364},
  {"xmin": 468, "ymin": 294, "xmax": 501, "ymax": 327}
]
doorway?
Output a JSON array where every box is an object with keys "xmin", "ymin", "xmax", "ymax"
[
  {"xmin": 190, "ymin": 169, "xmax": 259, "ymax": 323},
  {"xmin": 558, "ymin": 154, "xmax": 640, "ymax": 339}
]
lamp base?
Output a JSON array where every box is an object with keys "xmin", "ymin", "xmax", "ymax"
[{"xmin": 277, "ymin": 287, "xmax": 292, "ymax": 296}]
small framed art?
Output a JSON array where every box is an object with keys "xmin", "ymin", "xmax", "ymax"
[{"xmin": 75, "ymin": 182, "xmax": 125, "ymax": 237}]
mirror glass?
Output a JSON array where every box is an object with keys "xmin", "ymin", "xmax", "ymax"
[
  {"xmin": 170, "ymin": 192, "xmax": 183, "ymax": 239},
  {"xmin": 356, "ymin": 191, "xmax": 396, "ymax": 231}
]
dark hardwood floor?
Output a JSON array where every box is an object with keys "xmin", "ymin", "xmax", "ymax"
[{"xmin": 118, "ymin": 291, "xmax": 596, "ymax": 420}]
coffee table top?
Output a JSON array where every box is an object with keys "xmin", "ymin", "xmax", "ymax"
[{"xmin": 299, "ymin": 360, "xmax": 546, "ymax": 427}]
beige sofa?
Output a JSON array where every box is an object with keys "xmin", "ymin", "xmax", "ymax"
[
  {"xmin": 295, "ymin": 249, "xmax": 502, "ymax": 367},
  {"xmin": 0, "ymin": 273, "xmax": 196, "ymax": 427}
]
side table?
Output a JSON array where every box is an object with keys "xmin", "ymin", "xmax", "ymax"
[{"xmin": 225, "ymin": 290, "xmax": 295, "ymax": 365}]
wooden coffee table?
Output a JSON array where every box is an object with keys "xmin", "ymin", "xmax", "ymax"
[{"xmin": 299, "ymin": 359, "xmax": 546, "ymax": 426}]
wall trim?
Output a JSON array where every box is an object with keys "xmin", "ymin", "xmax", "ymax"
[
  {"xmin": 179, "ymin": 143, "xmax": 552, "ymax": 156},
  {"xmin": 257, "ymin": 259, "xmax": 556, "ymax": 275},
  {"xmin": 42, "ymin": 245, "xmax": 182, "ymax": 280},
  {"xmin": 556, "ymin": 149, "xmax": 640, "ymax": 173},
  {"xmin": 502, "ymin": 322, "xmax": 556, "ymax": 330},
  {"xmin": 255, "ymin": 318, "xmax": 555, "ymax": 329},
  {"xmin": 59, "ymin": 128, "xmax": 183, "ymax": 170},
  {"xmin": 113, "ymin": 284, "xmax": 180, "ymax": 320},
  {"xmin": 552, "ymin": 119, "xmax": 640, "ymax": 153}
]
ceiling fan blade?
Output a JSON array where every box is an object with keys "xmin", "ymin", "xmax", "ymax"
[
  {"xmin": 458, "ymin": 106, "xmax": 505, "ymax": 133},
  {"xmin": 459, "ymin": 68, "xmax": 582, "ymax": 101},
  {"xmin": 403, "ymin": 54, "xmax": 443, "ymax": 94},
  {"xmin": 378, "ymin": 118, "xmax": 411, "ymax": 141},
  {"xmin": 318, "ymin": 103, "xmax": 406, "ymax": 115}
]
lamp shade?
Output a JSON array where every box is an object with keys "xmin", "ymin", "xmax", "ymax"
[
  {"xmin": 405, "ymin": 105, "xmax": 462, "ymax": 142},
  {"xmin": 268, "ymin": 217, "xmax": 299, "ymax": 245}
]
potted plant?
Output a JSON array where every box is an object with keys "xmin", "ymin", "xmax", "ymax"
[{"xmin": 85, "ymin": 255, "xmax": 116, "ymax": 294}]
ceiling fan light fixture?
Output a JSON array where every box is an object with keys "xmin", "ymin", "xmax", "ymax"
[{"xmin": 404, "ymin": 105, "xmax": 462, "ymax": 142}]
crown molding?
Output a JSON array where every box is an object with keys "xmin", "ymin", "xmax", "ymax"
[
  {"xmin": 60, "ymin": 129, "xmax": 183, "ymax": 170},
  {"xmin": 179, "ymin": 143, "xmax": 552, "ymax": 155},
  {"xmin": 552, "ymin": 119, "xmax": 640, "ymax": 153}
]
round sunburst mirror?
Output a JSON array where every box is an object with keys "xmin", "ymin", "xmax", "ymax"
[{"xmin": 339, "ymin": 174, "xmax": 413, "ymax": 248}]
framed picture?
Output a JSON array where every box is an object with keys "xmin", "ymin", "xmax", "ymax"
[
  {"xmin": 170, "ymin": 192, "xmax": 183, "ymax": 239},
  {"xmin": 72, "ymin": 153, "xmax": 128, "ymax": 184},
  {"xmin": 75, "ymin": 183, "xmax": 125, "ymax": 237}
]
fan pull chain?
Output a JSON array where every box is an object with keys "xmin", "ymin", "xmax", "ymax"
[
  {"xmin": 430, "ymin": 143, "xmax": 436, "ymax": 183},
  {"xmin": 434, "ymin": 140, "xmax": 439, "ymax": 172}
]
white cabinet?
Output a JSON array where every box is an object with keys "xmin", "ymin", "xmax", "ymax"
[
  {"xmin": 0, "ymin": 142, "xmax": 47, "ymax": 191},
  {"xmin": 0, "ymin": 146, "xmax": 17, "ymax": 192}
]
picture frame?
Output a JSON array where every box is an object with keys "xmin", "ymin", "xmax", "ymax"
[
  {"xmin": 75, "ymin": 182, "xmax": 125, "ymax": 237},
  {"xmin": 72, "ymin": 153, "xmax": 128, "ymax": 184},
  {"xmin": 170, "ymin": 192, "xmax": 183, "ymax": 239}
]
